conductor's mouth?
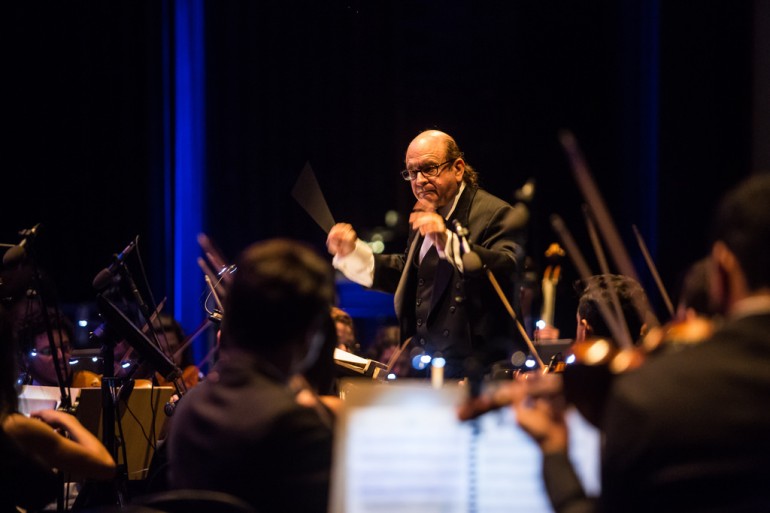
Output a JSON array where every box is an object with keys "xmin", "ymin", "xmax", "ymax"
[{"xmin": 417, "ymin": 189, "xmax": 436, "ymax": 198}]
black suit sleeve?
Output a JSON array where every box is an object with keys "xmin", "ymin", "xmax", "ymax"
[{"xmin": 542, "ymin": 452, "xmax": 597, "ymax": 513}]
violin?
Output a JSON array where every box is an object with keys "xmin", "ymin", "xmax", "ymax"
[
  {"xmin": 569, "ymin": 312, "xmax": 716, "ymax": 375},
  {"xmin": 457, "ymin": 313, "xmax": 715, "ymax": 424},
  {"xmin": 641, "ymin": 314, "xmax": 715, "ymax": 353},
  {"xmin": 70, "ymin": 369, "xmax": 103, "ymax": 388}
]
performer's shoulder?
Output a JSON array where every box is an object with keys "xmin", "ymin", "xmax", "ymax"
[{"xmin": 472, "ymin": 187, "xmax": 513, "ymax": 209}]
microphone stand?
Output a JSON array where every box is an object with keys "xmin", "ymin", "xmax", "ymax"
[
  {"xmin": 23, "ymin": 236, "xmax": 71, "ymax": 513},
  {"xmin": 98, "ymin": 323, "xmax": 130, "ymax": 504},
  {"xmin": 71, "ymin": 320, "xmax": 130, "ymax": 510},
  {"xmin": 6, "ymin": 226, "xmax": 77, "ymax": 513},
  {"xmin": 452, "ymin": 220, "xmax": 546, "ymax": 373},
  {"xmin": 6, "ymin": 227, "xmax": 73, "ymax": 411}
]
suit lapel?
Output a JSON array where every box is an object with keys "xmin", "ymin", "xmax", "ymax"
[
  {"xmin": 395, "ymin": 186, "xmax": 479, "ymax": 320},
  {"xmin": 394, "ymin": 230, "xmax": 420, "ymax": 317},
  {"xmin": 448, "ymin": 185, "xmax": 477, "ymax": 233},
  {"xmin": 428, "ymin": 186, "xmax": 478, "ymax": 317}
]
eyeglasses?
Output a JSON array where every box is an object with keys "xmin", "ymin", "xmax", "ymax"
[
  {"xmin": 401, "ymin": 160, "xmax": 453, "ymax": 181},
  {"xmin": 33, "ymin": 344, "xmax": 72, "ymax": 357}
]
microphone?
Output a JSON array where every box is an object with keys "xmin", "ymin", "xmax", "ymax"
[
  {"xmin": 452, "ymin": 220, "xmax": 483, "ymax": 276},
  {"xmin": 506, "ymin": 178, "xmax": 533, "ymax": 232},
  {"xmin": 3, "ymin": 223, "xmax": 42, "ymax": 266},
  {"xmin": 92, "ymin": 239, "xmax": 136, "ymax": 290}
]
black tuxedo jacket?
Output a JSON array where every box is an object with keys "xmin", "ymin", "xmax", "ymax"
[
  {"xmin": 168, "ymin": 348, "xmax": 333, "ymax": 513},
  {"xmin": 371, "ymin": 185, "xmax": 524, "ymax": 377},
  {"xmin": 600, "ymin": 312, "xmax": 770, "ymax": 512}
]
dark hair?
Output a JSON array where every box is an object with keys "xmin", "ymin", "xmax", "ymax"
[
  {"xmin": 221, "ymin": 239, "xmax": 335, "ymax": 353},
  {"xmin": 712, "ymin": 173, "xmax": 770, "ymax": 290},
  {"xmin": 367, "ymin": 325, "xmax": 400, "ymax": 361},
  {"xmin": 576, "ymin": 274, "xmax": 651, "ymax": 344},
  {"xmin": 155, "ymin": 314, "xmax": 193, "ymax": 367},
  {"xmin": 675, "ymin": 257, "xmax": 715, "ymax": 316},
  {"xmin": 444, "ymin": 136, "xmax": 478, "ymax": 187},
  {"xmin": 302, "ymin": 311, "xmax": 338, "ymax": 395},
  {"xmin": 16, "ymin": 308, "xmax": 74, "ymax": 354}
]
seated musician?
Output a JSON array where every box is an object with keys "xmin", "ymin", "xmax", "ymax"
[
  {"xmin": 16, "ymin": 307, "xmax": 101, "ymax": 388},
  {"xmin": 0, "ymin": 305, "xmax": 116, "ymax": 511},
  {"xmin": 153, "ymin": 313, "xmax": 202, "ymax": 390},
  {"xmin": 166, "ymin": 239, "xmax": 336, "ymax": 513}
]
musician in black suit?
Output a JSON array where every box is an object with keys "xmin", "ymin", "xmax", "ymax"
[
  {"xmin": 327, "ymin": 129, "xmax": 525, "ymax": 378},
  {"xmin": 507, "ymin": 174, "xmax": 770, "ymax": 513},
  {"xmin": 601, "ymin": 173, "xmax": 770, "ymax": 512},
  {"xmin": 167, "ymin": 239, "xmax": 336, "ymax": 513}
]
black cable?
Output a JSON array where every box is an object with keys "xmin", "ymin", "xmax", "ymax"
[{"xmin": 114, "ymin": 383, "xmax": 130, "ymax": 474}]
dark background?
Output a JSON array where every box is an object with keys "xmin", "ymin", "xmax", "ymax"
[{"xmin": 2, "ymin": 1, "xmax": 766, "ymax": 347}]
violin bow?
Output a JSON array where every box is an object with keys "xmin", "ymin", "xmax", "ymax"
[
  {"xmin": 582, "ymin": 204, "xmax": 635, "ymax": 347},
  {"xmin": 171, "ymin": 317, "xmax": 214, "ymax": 362},
  {"xmin": 550, "ymin": 214, "xmax": 634, "ymax": 350},
  {"xmin": 632, "ymin": 224, "xmax": 675, "ymax": 318},
  {"xmin": 385, "ymin": 336, "xmax": 413, "ymax": 374},
  {"xmin": 558, "ymin": 130, "xmax": 640, "ymax": 283},
  {"xmin": 484, "ymin": 268, "xmax": 546, "ymax": 370},
  {"xmin": 116, "ymin": 297, "xmax": 168, "ymax": 369},
  {"xmin": 558, "ymin": 129, "xmax": 659, "ymax": 328}
]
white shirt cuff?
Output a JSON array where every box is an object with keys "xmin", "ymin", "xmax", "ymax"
[{"xmin": 332, "ymin": 239, "xmax": 374, "ymax": 287}]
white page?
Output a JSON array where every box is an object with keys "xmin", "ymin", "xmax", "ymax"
[{"xmin": 331, "ymin": 380, "xmax": 600, "ymax": 513}]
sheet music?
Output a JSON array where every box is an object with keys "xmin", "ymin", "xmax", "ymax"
[
  {"xmin": 331, "ymin": 380, "xmax": 600, "ymax": 513},
  {"xmin": 19, "ymin": 384, "xmax": 174, "ymax": 480},
  {"xmin": 18, "ymin": 385, "xmax": 81, "ymax": 415}
]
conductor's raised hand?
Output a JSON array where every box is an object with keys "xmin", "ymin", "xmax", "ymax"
[
  {"xmin": 409, "ymin": 209, "xmax": 448, "ymax": 252},
  {"xmin": 327, "ymin": 223, "xmax": 358, "ymax": 258}
]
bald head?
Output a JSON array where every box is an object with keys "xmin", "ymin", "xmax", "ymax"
[{"xmin": 404, "ymin": 130, "xmax": 478, "ymax": 209}]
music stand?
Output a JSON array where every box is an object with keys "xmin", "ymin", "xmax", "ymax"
[{"xmin": 75, "ymin": 295, "xmax": 182, "ymax": 507}]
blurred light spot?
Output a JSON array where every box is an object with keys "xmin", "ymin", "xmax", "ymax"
[{"xmin": 385, "ymin": 210, "xmax": 399, "ymax": 227}]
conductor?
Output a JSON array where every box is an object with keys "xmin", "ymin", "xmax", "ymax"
[{"xmin": 327, "ymin": 129, "xmax": 526, "ymax": 378}]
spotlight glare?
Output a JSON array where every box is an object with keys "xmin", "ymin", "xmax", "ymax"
[
  {"xmin": 370, "ymin": 240, "xmax": 385, "ymax": 254},
  {"xmin": 385, "ymin": 210, "xmax": 399, "ymax": 227},
  {"xmin": 412, "ymin": 354, "xmax": 429, "ymax": 370}
]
